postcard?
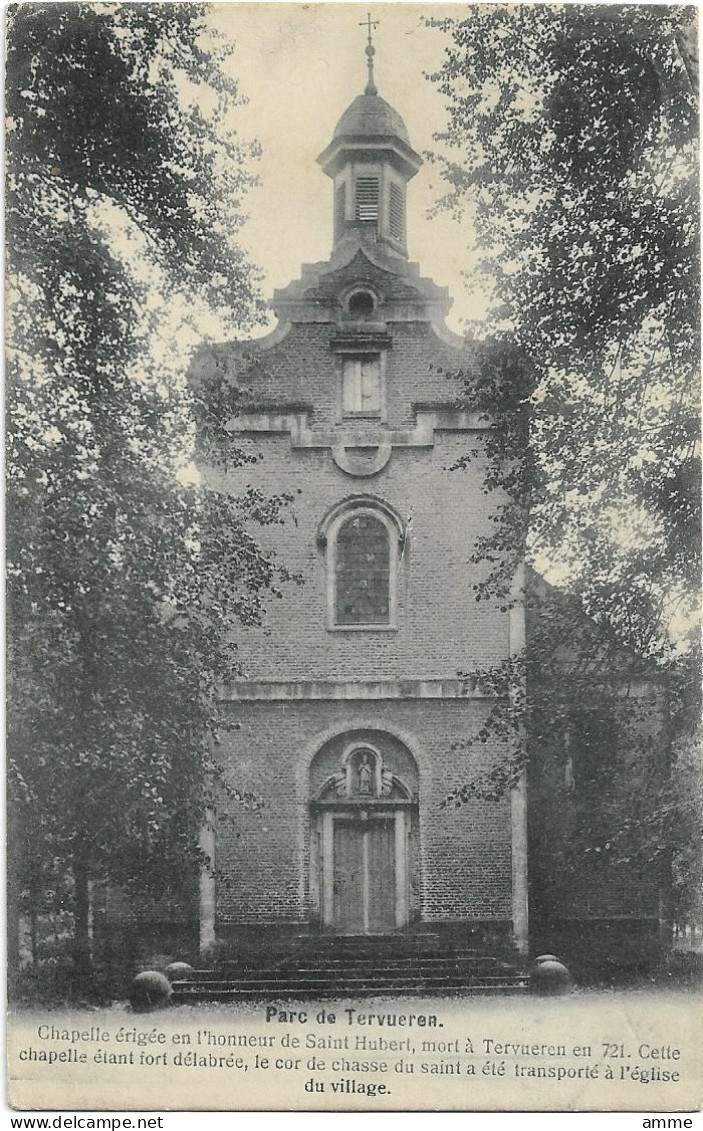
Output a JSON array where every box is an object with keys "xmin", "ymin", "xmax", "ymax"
[{"xmin": 6, "ymin": 2, "xmax": 701, "ymax": 1113}]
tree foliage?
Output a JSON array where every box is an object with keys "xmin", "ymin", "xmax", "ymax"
[
  {"xmin": 6, "ymin": 3, "xmax": 289, "ymax": 975},
  {"xmin": 429, "ymin": 6, "xmax": 700, "ymax": 926}
]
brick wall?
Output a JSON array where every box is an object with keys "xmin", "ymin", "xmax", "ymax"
[
  {"xmin": 213, "ymin": 699, "xmax": 512, "ymax": 926},
  {"xmin": 209, "ymin": 430, "xmax": 507, "ymax": 683},
  {"xmin": 197, "ymin": 313, "xmax": 516, "ymax": 931},
  {"xmin": 194, "ymin": 320, "xmax": 478, "ymax": 430}
]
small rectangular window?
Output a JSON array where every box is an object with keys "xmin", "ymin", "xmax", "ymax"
[
  {"xmin": 342, "ymin": 355, "xmax": 381, "ymax": 416},
  {"xmin": 355, "ymin": 177, "xmax": 379, "ymax": 221}
]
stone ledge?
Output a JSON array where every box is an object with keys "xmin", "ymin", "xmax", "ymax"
[
  {"xmin": 225, "ymin": 407, "xmax": 491, "ymax": 441},
  {"xmin": 220, "ymin": 678, "xmax": 500, "ymax": 702}
]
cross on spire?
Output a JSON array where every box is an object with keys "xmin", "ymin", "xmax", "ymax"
[
  {"xmin": 360, "ymin": 11, "xmax": 379, "ymax": 45},
  {"xmin": 360, "ymin": 11, "xmax": 379, "ymax": 95}
]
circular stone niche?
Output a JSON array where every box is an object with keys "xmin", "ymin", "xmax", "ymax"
[{"xmin": 346, "ymin": 289, "xmax": 377, "ymax": 319}]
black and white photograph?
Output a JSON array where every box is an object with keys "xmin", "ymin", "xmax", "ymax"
[{"xmin": 5, "ymin": 1, "xmax": 701, "ymax": 1114}]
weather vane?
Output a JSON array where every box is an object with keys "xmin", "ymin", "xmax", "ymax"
[{"xmin": 360, "ymin": 11, "xmax": 379, "ymax": 95}]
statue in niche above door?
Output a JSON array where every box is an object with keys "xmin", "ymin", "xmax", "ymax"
[{"xmin": 358, "ymin": 753, "xmax": 373, "ymax": 794}]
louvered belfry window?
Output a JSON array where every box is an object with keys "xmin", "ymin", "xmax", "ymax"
[
  {"xmin": 355, "ymin": 177, "xmax": 380, "ymax": 221},
  {"xmin": 334, "ymin": 183, "xmax": 346, "ymax": 240},
  {"xmin": 389, "ymin": 183, "xmax": 404, "ymax": 242},
  {"xmin": 335, "ymin": 514, "xmax": 390, "ymax": 624}
]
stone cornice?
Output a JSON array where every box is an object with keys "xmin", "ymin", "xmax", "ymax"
[
  {"xmin": 225, "ymin": 408, "xmax": 491, "ymax": 442},
  {"xmin": 224, "ymin": 408, "xmax": 492, "ymax": 477},
  {"xmin": 220, "ymin": 679, "xmax": 499, "ymax": 702}
]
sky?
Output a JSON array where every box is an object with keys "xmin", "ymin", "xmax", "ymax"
[{"xmin": 204, "ymin": 4, "xmax": 488, "ymax": 336}]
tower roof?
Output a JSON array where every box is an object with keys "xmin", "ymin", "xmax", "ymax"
[
  {"xmin": 318, "ymin": 88, "xmax": 422, "ymax": 181},
  {"xmin": 318, "ymin": 17, "xmax": 421, "ymax": 181},
  {"xmin": 332, "ymin": 93, "xmax": 411, "ymax": 148}
]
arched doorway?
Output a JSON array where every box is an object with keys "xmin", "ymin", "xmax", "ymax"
[{"xmin": 310, "ymin": 736, "xmax": 418, "ymax": 932}]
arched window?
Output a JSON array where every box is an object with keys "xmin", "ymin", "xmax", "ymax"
[
  {"xmin": 336, "ymin": 513, "xmax": 390, "ymax": 625},
  {"xmin": 346, "ymin": 288, "xmax": 377, "ymax": 320},
  {"xmin": 318, "ymin": 498, "xmax": 404, "ymax": 630}
]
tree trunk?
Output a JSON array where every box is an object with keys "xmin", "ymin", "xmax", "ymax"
[
  {"xmin": 6, "ymin": 804, "xmax": 23, "ymax": 994},
  {"xmin": 72, "ymin": 847, "xmax": 92, "ymax": 978},
  {"xmin": 30, "ymin": 903, "xmax": 38, "ymax": 967},
  {"xmin": 6, "ymin": 875, "xmax": 21, "ymax": 1000}
]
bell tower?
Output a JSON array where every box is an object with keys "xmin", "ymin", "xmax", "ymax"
[{"xmin": 317, "ymin": 18, "xmax": 422, "ymax": 260}]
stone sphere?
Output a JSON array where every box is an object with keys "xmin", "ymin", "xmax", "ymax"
[
  {"xmin": 535, "ymin": 954, "xmax": 560, "ymax": 964},
  {"xmin": 530, "ymin": 957, "xmax": 573, "ymax": 996},
  {"xmin": 165, "ymin": 961, "xmax": 194, "ymax": 982},
  {"xmin": 129, "ymin": 970, "xmax": 172, "ymax": 1012}
]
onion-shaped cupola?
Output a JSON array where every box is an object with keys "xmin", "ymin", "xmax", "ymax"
[{"xmin": 317, "ymin": 28, "xmax": 422, "ymax": 260}]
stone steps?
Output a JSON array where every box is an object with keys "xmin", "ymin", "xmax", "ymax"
[
  {"xmin": 170, "ymin": 946, "xmax": 527, "ymax": 1002},
  {"xmin": 173, "ymin": 982, "xmax": 526, "ymax": 1001},
  {"xmin": 213, "ymin": 951, "xmax": 503, "ymax": 973},
  {"xmin": 190, "ymin": 961, "xmax": 512, "ymax": 978},
  {"xmin": 175, "ymin": 975, "xmax": 524, "ymax": 991},
  {"xmin": 222, "ymin": 949, "xmax": 486, "ymax": 964}
]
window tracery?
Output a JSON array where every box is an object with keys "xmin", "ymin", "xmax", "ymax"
[
  {"xmin": 317, "ymin": 497, "xmax": 404, "ymax": 630},
  {"xmin": 336, "ymin": 512, "xmax": 389, "ymax": 624}
]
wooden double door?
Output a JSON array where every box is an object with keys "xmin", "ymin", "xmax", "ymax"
[{"xmin": 332, "ymin": 815, "xmax": 396, "ymax": 933}]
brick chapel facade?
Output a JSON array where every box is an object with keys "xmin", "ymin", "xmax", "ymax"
[
  {"xmin": 186, "ymin": 67, "xmax": 662, "ymax": 966},
  {"xmin": 189, "ymin": 71, "xmax": 529, "ymax": 957}
]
